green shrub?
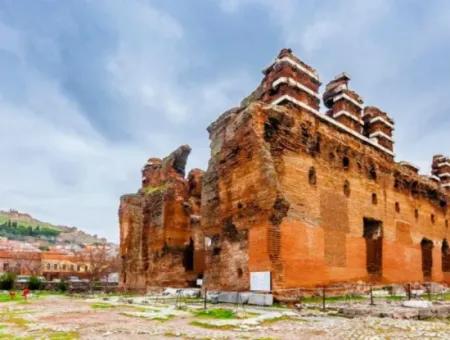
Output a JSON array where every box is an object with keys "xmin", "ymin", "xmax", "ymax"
[
  {"xmin": 28, "ymin": 276, "xmax": 43, "ymax": 290},
  {"xmin": 0, "ymin": 272, "xmax": 16, "ymax": 290},
  {"xmin": 57, "ymin": 280, "xmax": 68, "ymax": 292}
]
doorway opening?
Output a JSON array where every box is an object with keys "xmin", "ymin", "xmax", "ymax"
[
  {"xmin": 183, "ymin": 238, "xmax": 194, "ymax": 272},
  {"xmin": 363, "ymin": 218, "xmax": 383, "ymax": 276},
  {"xmin": 442, "ymin": 239, "xmax": 450, "ymax": 273},
  {"xmin": 421, "ymin": 238, "xmax": 433, "ymax": 280}
]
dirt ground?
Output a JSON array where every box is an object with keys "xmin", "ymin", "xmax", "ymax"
[{"xmin": 1, "ymin": 294, "xmax": 450, "ymax": 339}]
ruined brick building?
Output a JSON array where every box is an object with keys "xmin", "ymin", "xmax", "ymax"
[{"xmin": 120, "ymin": 49, "xmax": 449, "ymax": 293}]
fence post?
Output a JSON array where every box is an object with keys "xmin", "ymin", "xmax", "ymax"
[
  {"xmin": 203, "ymin": 287, "xmax": 207, "ymax": 310},
  {"xmin": 407, "ymin": 283, "xmax": 411, "ymax": 300},
  {"xmin": 427, "ymin": 285, "xmax": 431, "ymax": 301},
  {"xmin": 298, "ymin": 289, "xmax": 303, "ymax": 309},
  {"xmin": 322, "ymin": 286, "xmax": 326, "ymax": 311},
  {"xmin": 370, "ymin": 284, "xmax": 374, "ymax": 305}
]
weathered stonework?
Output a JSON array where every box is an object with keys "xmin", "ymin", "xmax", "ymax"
[
  {"xmin": 119, "ymin": 145, "xmax": 204, "ymax": 290},
  {"xmin": 120, "ymin": 48, "xmax": 449, "ymax": 294}
]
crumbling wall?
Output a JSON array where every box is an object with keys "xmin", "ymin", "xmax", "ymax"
[
  {"xmin": 202, "ymin": 103, "xmax": 287, "ymax": 291},
  {"xmin": 121, "ymin": 48, "xmax": 449, "ymax": 293},
  {"xmin": 202, "ymin": 96, "xmax": 449, "ymax": 292},
  {"xmin": 119, "ymin": 146, "xmax": 205, "ymax": 290}
]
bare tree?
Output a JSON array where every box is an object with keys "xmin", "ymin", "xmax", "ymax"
[
  {"xmin": 10, "ymin": 251, "xmax": 41, "ymax": 276},
  {"xmin": 76, "ymin": 243, "xmax": 120, "ymax": 288}
]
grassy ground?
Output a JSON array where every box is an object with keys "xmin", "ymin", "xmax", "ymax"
[
  {"xmin": 194, "ymin": 308, "xmax": 236, "ymax": 319},
  {"xmin": 0, "ymin": 291, "xmax": 63, "ymax": 304}
]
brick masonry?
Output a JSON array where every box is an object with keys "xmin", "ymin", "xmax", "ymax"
[{"xmin": 119, "ymin": 48, "xmax": 449, "ymax": 294}]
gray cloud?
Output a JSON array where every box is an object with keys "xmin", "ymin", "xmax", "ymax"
[{"xmin": 0, "ymin": 0, "xmax": 449, "ymax": 241}]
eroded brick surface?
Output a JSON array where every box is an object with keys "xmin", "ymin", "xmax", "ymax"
[
  {"xmin": 120, "ymin": 48, "xmax": 449, "ymax": 294},
  {"xmin": 119, "ymin": 145, "xmax": 204, "ymax": 290}
]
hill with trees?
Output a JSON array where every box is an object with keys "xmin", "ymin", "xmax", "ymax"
[{"xmin": 0, "ymin": 210, "xmax": 108, "ymax": 247}]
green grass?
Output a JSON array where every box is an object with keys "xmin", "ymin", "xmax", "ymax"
[
  {"xmin": 142, "ymin": 184, "xmax": 167, "ymax": 195},
  {"xmin": 47, "ymin": 331, "xmax": 80, "ymax": 340},
  {"xmin": 261, "ymin": 315, "xmax": 304, "ymax": 325},
  {"xmin": 194, "ymin": 308, "xmax": 236, "ymax": 319},
  {"xmin": 0, "ymin": 291, "xmax": 64, "ymax": 304},
  {"xmin": 0, "ymin": 294, "xmax": 25, "ymax": 303},
  {"xmin": 189, "ymin": 321, "xmax": 236, "ymax": 330},
  {"xmin": 301, "ymin": 295, "xmax": 365, "ymax": 304},
  {"xmin": 0, "ymin": 310, "xmax": 30, "ymax": 328},
  {"xmin": 385, "ymin": 295, "xmax": 405, "ymax": 301},
  {"xmin": 152, "ymin": 315, "xmax": 175, "ymax": 322},
  {"xmin": 120, "ymin": 312, "xmax": 174, "ymax": 322},
  {"xmin": 91, "ymin": 302, "xmax": 115, "ymax": 309}
]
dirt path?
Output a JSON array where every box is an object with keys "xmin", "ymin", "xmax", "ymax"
[{"xmin": 1, "ymin": 295, "xmax": 450, "ymax": 339}]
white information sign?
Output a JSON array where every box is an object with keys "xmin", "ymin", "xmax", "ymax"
[{"xmin": 250, "ymin": 271, "xmax": 271, "ymax": 292}]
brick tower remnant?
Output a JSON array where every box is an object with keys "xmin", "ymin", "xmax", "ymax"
[
  {"xmin": 260, "ymin": 48, "xmax": 321, "ymax": 112},
  {"xmin": 119, "ymin": 145, "xmax": 204, "ymax": 290},
  {"xmin": 323, "ymin": 73, "xmax": 364, "ymax": 134},
  {"xmin": 432, "ymin": 155, "xmax": 450, "ymax": 191},
  {"xmin": 363, "ymin": 106, "xmax": 395, "ymax": 152}
]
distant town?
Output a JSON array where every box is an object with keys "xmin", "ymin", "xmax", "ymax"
[{"xmin": 0, "ymin": 209, "xmax": 118, "ymax": 283}]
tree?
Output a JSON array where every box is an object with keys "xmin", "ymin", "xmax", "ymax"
[
  {"xmin": 10, "ymin": 251, "xmax": 41, "ymax": 276},
  {"xmin": 28, "ymin": 276, "xmax": 43, "ymax": 290},
  {"xmin": 0, "ymin": 272, "xmax": 16, "ymax": 290},
  {"xmin": 76, "ymin": 243, "xmax": 120, "ymax": 289}
]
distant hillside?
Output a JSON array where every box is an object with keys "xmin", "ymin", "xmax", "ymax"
[{"xmin": 0, "ymin": 209, "xmax": 108, "ymax": 247}]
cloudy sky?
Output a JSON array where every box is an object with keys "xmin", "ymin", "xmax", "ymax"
[{"xmin": 1, "ymin": 0, "xmax": 449, "ymax": 242}]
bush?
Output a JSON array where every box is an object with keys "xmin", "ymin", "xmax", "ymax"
[
  {"xmin": 0, "ymin": 272, "xmax": 16, "ymax": 290},
  {"xmin": 57, "ymin": 279, "xmax": 68, "ymax": 292},
  {"xmin": 28, "ymin": 276, "xmax": 43, "ymax": 290}
]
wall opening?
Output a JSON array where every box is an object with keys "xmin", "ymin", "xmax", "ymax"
[
  {"xmin": 368, "ymin": 164, "xmax": 377, "ymax": 180},
  {"xmin": 395, "ymin": 202, "xmax": 400, "ymax": 213},
  {"xmin": 415, "ymin": 209, "xmax": 419, "ymax": 220},
  {"xmin": 371, "ymin": 193, "xmax": 377, "ymax": 205},
  {"xmin": 343, "ymin": 180, "xmax": 351, "ymax": 197},
  {"xmin": 237, "ymin": 268, "xmax": 243, "ymax": 278},
  {"xmin": 342, "ymin": 156, "xmax": 350, "ymax": 170},
  {"xmin": 308, "ymin": 167, "xmax": 317, "ymax": 185},
  {"xmin": 363, "ymin": 218, "xmax": 383, "ymax": 276},
  {"xmin": 183, "ymin": 238, "xmax": 194, "ymax": 272},
  {"xmin": 421, "ymin": 238, "xmax": 433, "ymax": 280},
  {"xmin": 442, "ymin": 239, "xmax": 450, "ymax": 273},
  {"xmin": 431, "ymin": 214, "xmax": 435, "ymax": 224}
]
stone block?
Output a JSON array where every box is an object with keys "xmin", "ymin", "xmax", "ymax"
[
  {"xmin": 248, "ymin": 293, "xmax": 273, "ymax": 306},
  {"xmin": 163, "ymin": 288, "xmax": 180, "ymax": 296},
  {"xmin": 218, "ymin": 292, "xmax": 240, "ymax": 303},
  {"xmin": 433, "ymin": 306, "xmax": 450, "ymax": 318},
  {"xmin": 402, "ymin": 300, "xmax": 432, "ymax": 309},
  {"xmin": 418, "ymin": 308, "xmax": 433, "ymax": 320},
  {"xmin": 428, "ymin": 283, "xmax": 447, "ymax": 294},
  {"xmin": 180, "ymin": 288, "xmax": 201, "ymax": 298},
  {"xmin": 206, "ymin": 292, "xmax": 219, "ymax": 304}
]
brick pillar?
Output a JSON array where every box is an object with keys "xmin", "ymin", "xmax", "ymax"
[
  {"xmin": 363, "ymin": 106, "xmax": 395, "ymax": 152},
  {"xmin": 262, "ymin": 48, "xmax": 321, "ymax": 114},
  {"xmin": 432, "ymin": 155, "xmax": 450, "ymax": 190},
  {"xmin": 323, "ymin": 73, "xmax": 364, "ymax": 134}
]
